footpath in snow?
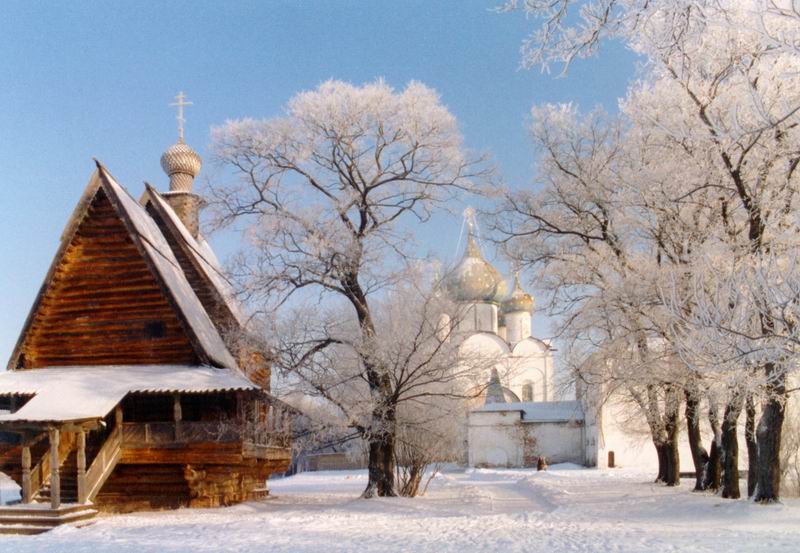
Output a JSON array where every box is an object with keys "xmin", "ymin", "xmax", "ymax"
[{"xmin": 1, "ymin": 465, "xmax": 798, "ymax": 553}]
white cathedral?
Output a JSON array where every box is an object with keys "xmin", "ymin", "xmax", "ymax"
[{"xmin": 444, "ymin": 219, "xmax": 659, "ymax": 470}]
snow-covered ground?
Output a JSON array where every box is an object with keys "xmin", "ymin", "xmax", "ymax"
[{"xmin": 1, "ymin": 465, "xmax": 799, "ymax": 552}]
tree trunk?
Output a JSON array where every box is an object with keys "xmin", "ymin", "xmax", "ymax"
[
  {"xmin": 660, "ymin": 439, "xmax": 681, "ymax": 487},
  {"xmin": 685, "ymin": 388, "xmax": 708, "ymax": 491},
  {"xmin": 754, "ymin": 364, "xmax": 787, "ymax": 503},
  {"xmin": 720, "ymin": 393, "xmax": 744, "ymax": 499},
  {"xmin": 663, "ymin": 417, "xmax": 681, "ymax": 486},
  {"xmin": 655, "ymin": 443, "xmax": 668, "ymax": 483},
  {"xmin": 343, "ymin": 273, "xmax": 398, "ymax": 499},
  {"xmin": 703, "ymin": 404, "xmax": 721, "ymax": 491},
  {"xmin": 363, "ymin": 409, "xmax": 397, "ymax": 498},
  {"xmin": 745, "ymin": 393, "xmax": 758, "ymax": 498},
  {"xmin": 661, "ymin": 386, "xmax": 681, "ymax": 487}
]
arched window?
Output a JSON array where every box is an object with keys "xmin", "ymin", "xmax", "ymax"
[{"xmin": 522, "ymin": 382, "xmax": 533, "ymax": 402}]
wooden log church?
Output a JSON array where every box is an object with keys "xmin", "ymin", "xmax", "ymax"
[{"xmin": 0, "ymin": 107, "xmax": 292, "ymax": 533}]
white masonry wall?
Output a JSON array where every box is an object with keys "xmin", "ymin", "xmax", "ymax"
[
  {"xmin": 504, "ymin": 310, "xmax": 531, "ymax": 347},
  {"xmin": 525, "ymin": 421, "xmax": 584, "ymax": 465},
  {"xmin": 468, "ymin": 410, "xmax": 524, "ymax": 467},
  {"xmin": 468, "ymin": 409, "xmax": 586, "ymax": 467},
  {"xmin": 457, "ymin": 303, "xmax": 498, "ymax": 334}
]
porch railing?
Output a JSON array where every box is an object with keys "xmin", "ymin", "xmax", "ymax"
[
  {"xmin": 85, "ymin": 425, "xmax": 122, "ymax": 501},
  {"xmin": 121, "ymin": 420, "xmax": 290, "ymax": 448}
]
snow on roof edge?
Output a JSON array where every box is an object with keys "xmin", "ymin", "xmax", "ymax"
[
  {"xmin": 98, "ymin": 166, "xmax": 238, "ymax": 369},
  {"xmin": 0, "ymin": 365, "xmax": 258, "ymax": 423}
]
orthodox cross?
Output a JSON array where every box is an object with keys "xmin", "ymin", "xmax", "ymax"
[
  {"xmin": 463, "ymin": 206, "xmax": 477, "ymax": 231},
  {"xmin": 455, "ymin": 206, "xmax": 481, "ymax": 262},
  {"xmin": 169, "ymin": 91, "xmax": 193, "ymax": 143}
]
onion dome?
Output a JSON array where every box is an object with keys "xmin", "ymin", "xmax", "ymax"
[
  {"xmin": 160, "ymin": 140, "xmax": 202, "ymax": 193},
  {"xmin": 446, "ymin": 233, "xmax": 507, "ymax": 304},
  {"xmin": 483, "ymin": 368, "xmax": 521, "ymax": 405},
  {"xmin": 501, "ymin": 274, "xmax": 534, "ymax": 314},
  {"xmin": 484, "ymin": 369, "xmax": 507, "ymax": 405}
]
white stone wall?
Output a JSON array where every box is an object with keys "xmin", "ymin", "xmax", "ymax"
[
  {"xmin": 526, "ymin": 421, "xmax": 584, "ymax": 465},
  {"xmin": 468, "ymin": 410, "xmax": 524, "ymax": 467},
  {"xmin": 508, "ymin": 339, "xmax": 552, "ymax": 402},
  {"xmin": 468, "ymin": 409, "xmax": 586, "ymax": 467},
  {"xmin": 504, "ymin": 311, "xmax": 531, "ymax": 346},
  {"xmin": 583, "ymin": 388, "xmax": 748, "ymax": 472},
  {"xmin": 457, "ymin": 303, "xmax": 498, "ymax": 334},
  {"xmin": 458, "ymin": 333, "xmax": 555, "ymax": 405}
]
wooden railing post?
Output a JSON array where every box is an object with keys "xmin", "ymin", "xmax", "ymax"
[
  {"xmin": 49, "ymin": 427, "xmax": 60, "ymax": 509},
  {"xmin": 77, "ymin": 429, "xmax": 87, "ymax": 503},
  {"xmin": 21, "ymin": 445, "xmax": 31, "ymax": 504}
]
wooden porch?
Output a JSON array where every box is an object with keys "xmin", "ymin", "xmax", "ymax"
[{"xmin": 0, "ymin": 393, "xmax": 293, "ymax": 532}]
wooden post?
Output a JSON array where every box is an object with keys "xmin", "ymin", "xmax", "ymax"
[
  {"xmin": 115, "ymin": 404, "xmax": 123, "ymax": 428},
  {"xmin": 173, "ymin": 394, "xmax": 182, "ymax": 441},
  {"xmin": 77, "ymin": 429, "xmax": 87, "ymax": 503},
  {"xmin": 49, "ymin": 427, "xmax": 61, "ymax": 509},
  {"xmin": 21, "ymin": 444, "xmax": 31, "ymax": 504},
  {"xmin": 608, "ymin": 450, "xmax": 616, "ymax": 468}
]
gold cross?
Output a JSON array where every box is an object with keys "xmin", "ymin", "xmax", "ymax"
[
  {"xmin": 463, "ymin": 206, "xmax": 476, "ymax": 230},
  {"xmin": 169, "ymin": 91, "xmax": 193, "ymax": 143}
]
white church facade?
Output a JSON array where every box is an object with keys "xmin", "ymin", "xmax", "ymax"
[{"xmin": 444, "ymin": 222, "xmax": 678, "ymax": 470}]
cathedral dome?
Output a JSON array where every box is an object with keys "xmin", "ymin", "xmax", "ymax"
[
  {"xmin": 501, "ymin": 274, "xmax": 534, "ymax": 314},
  {"xmin": 482, "ymin": 368, "xmax": 522, "ymax": 405},
  {"xmin": 160, "ymin": 141, "xmax": 202, "ymax": 190},
  {"xmin": 446, "ymin": 233, "xmax": 507, "ymax": 304}
]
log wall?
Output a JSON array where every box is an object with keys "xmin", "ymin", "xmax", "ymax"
[
  {"xmin": 19, "ymin": 189, "xmax": 197, "ymax": 368},
  {"xmin": 95, "ymin": 443, "xmax": 290, "ymax": 513}
]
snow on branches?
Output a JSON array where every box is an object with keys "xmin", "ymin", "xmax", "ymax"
[
  {"xmin": 496, "ymin": 0, "xmax": 800, "ymax": 500},
  {"xmin": 207, "ymin": 80, "xmax": 492, "ymax": 497}
]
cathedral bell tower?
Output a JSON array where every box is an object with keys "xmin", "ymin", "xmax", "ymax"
[
  {"xmin": 501, "ymin": 274, "xmax": 534, "ymax": 346},
  {"xmin": 160, "ymin": 92, "xmax": 202, "ymax": 238}
]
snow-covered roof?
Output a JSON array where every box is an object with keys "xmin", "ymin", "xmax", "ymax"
[
  {"xmin": 475, "ymin": 400, "xmax": 584, "ymax": 423},
  {"xmin": 0, "ymin": 365, "xmax": 258, "ymax": 423},
  {"xmin": 143, "ymin": 185, "xmax": 249, "ymax": 329},
  {"xmin": 8, "ymin": 164, "xmax": 241, "ymax": 371},
  {"xmin": 99, "ymin": 166, "xmax": 238, "ymax": 369}
]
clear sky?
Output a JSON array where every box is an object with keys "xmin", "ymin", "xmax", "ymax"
[{"xmin": 0, "ymin": 0, "xmax": 637, "ymax": 363}]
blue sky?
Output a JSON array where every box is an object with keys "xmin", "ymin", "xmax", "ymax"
[{"xmin": 0, "ymin": 0, "xmax": 637, "ymax": 362}]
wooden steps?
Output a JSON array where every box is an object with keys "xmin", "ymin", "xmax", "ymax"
[
  {"xmin": 0, "ymin": 503, "xmax": 98, "ymax": 534},
  {"xmin": 34, "ymin": 449, "xmax": 80, "ymax": 503}
]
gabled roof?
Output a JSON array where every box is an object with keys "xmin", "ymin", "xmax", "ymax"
[
  {"xmin": 140, "ymin": 185, "xmax": 248, "ymax": 332},
  {"xmin": 8, "ymin": 162, "xmax": 237, "ymax": 370},
  {"xmin": 0, "ymin": 365, "xmax": 257, "ymax": 424}
]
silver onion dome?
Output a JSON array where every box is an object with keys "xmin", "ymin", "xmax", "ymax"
[
  {"xmin": 446, "ymin": 233, "xmax": 507, "ymax": 304},
  {"xmin": 160, "ymin": 141, "xmax": 202, "ymax": 193},
  {"xmin": 501, "ymin": 274, "xmax": 534, "ymax": 314}
]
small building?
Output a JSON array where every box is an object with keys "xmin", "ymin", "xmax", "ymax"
[
  {"xmin": 468, "ymin": 370, "xmax": 587, "ymax": 467},
  {"xmin": 0, "ymin": 126, "xmax": 291, "ymax": 530}
]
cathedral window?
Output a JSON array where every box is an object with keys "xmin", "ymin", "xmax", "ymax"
[{"xmin": 522, "ymin": 383, "xmax": 533, "ymax": 402}]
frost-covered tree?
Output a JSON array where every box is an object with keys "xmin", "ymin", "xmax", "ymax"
[
  {"xmin": 259, "ymin": 272, "xmax": 496, "ymax": 498},
  {"xmin": 208, "ymin": 82, "xmax": 489, "ymax": 497},
  {"xmin": 500, "ymin": 0, "xmax": 800, "ymax": 72},
  {"xmin": 498, "ymin": 0, "xmax": 800, "ymax": 501},
  {"xmin": 490, "ymin": 104, "xmax": 688, "ymax": 485}
]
